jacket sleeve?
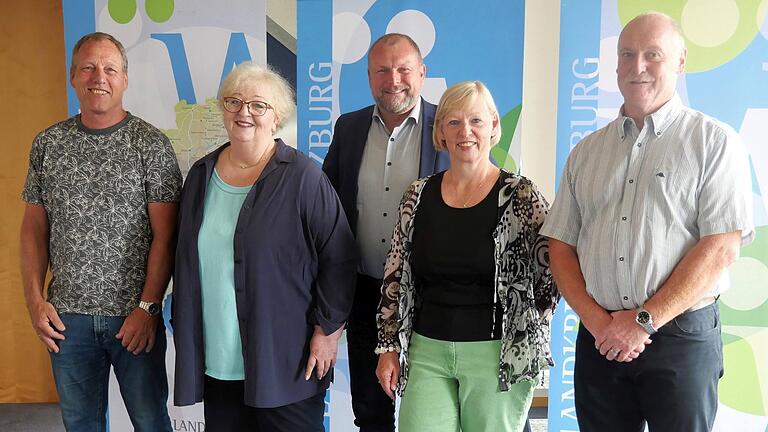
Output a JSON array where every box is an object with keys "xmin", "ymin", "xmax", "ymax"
[
  {"xmin": 375, "ymin": 183, "xmax": 418, "ymax": 353},
  {"xmin": 321, "ymin": 118, "xmax": 343, "ymax": 190},
  {"xmin": 525, "ymin": 180, "xmax": 560, "ymax": 317},
  {"xmin": 309, "ymin": 172, "xmax": 358, "ymax": 335}
]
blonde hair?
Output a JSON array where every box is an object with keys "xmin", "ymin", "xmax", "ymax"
[
  {"xmin": 433, "ymin": 81, "xmax": 501, "ymax": 151},
  {"xmin": 218, "ymin": 62, "xmax": 296, "ymax": 129}
]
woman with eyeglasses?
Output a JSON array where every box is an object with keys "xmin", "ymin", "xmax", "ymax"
[{"xmin": 172, "ymin": 62, "xmax": 356, "ymax": 431}]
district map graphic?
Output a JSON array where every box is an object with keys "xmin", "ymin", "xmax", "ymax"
[{"xmin": 163, "ymin": 99, "xmax": 229, "ymax": 175}]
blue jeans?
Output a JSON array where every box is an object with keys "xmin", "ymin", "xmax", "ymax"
[{"xmin": 50, "ymin": 313, "xmax": 171, "ymax": 432}]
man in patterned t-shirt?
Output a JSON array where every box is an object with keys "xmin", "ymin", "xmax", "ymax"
[{"xmin": 20, "ymin": 32, "xmax": 181, "ymax": 431}]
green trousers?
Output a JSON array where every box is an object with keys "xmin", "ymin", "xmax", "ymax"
[{"xmin": 398, "ymin": 332, "xmax": 535, "ymax": 432}]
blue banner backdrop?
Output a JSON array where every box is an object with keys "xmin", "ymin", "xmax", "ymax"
[
  {"xmin": 551, "ymin": 1, "xmax": 768, "ymax": 431},
  {"xmin": 297, "ymin": 0, "xmax": 525, "ymax": 429},
  {"xmin": 297, "ymin": 0, "xmax": 526, "ymax": 173},
  {"xmin": 548, "ymin": 1, "xmax": 601, "ymax": 431}
]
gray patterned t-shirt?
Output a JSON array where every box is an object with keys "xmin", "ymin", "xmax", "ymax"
[{"xmin": 22, "ymin": 114, "xmax": 182, "ymax": 316}]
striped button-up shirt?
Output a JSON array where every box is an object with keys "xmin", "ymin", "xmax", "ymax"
[{"xmin": 541, "ymin": 96, "xmax": 754, "ymax": 310}]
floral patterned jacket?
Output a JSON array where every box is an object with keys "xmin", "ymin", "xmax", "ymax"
[{"xmin": 375, "ymin": 170, "xmax": 559, "ymax": 394}]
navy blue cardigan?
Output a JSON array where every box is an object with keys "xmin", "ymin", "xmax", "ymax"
[{"xmin": 172, "ymin": 140, "xmax": 357, "ymax": 408}]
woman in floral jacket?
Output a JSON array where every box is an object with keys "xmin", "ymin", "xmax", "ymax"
[{"xmin": 374, "ymin": 81, "xmax": 559, "ymax": 432}]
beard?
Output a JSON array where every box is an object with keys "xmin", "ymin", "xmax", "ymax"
[{"xmin": 374, "ymin": 87, "xmax": 417, "ymax": 115}]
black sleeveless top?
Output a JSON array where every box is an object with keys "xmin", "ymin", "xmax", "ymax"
[{"xmin": 411, "ymin": 172, "xmax": 503, "ymax": 341}]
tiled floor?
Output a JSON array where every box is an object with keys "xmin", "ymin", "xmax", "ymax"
[
  {"xmin": 0, "ymin": 404, "xmax": 63, "ymax": 432},
  {"xmin": 0, "ymin": 403, "xmax": 550, "ymax": 431},
  {"xmin": 531, "ymin": 418, "xmax": 548, "ymax": 431},
  {"xmin": 528, "ymin": 406, "xmax": 549, "ymax": 432},
  {"xmin": 531, "ymin": 370, "xmax": 550, "ymax": 431}
]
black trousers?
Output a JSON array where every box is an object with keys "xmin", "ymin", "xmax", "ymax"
[
  {"xmin": 203, "ymin": 375, "xmax": 325, "ymax": 432},
  {"xmin": 347, "ymin": 274, "xmax": 396, "ymax": 432},
  {"xmin": 348, "ymin": 274, "xmax": 532, "ymax": 432},
  {"xmin": 574, "ymin": 303, "xmax": 723, "ymax": 432}
]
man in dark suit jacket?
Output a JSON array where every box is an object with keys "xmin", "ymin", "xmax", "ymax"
[
  {"xmin": 323, "ymin": 100, "xmax": 448, "ymax": 232},
  {"xmin": 322, "ymin": 33, "xmax": 449, "ymax": 432}
]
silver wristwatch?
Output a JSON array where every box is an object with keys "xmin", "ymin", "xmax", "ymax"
[
  {"xmin": 138, "ymin": 300, "xmax": 161, "ymax": 316},
  {"xmin": 635, "ymin": 308, "xmax": 656, "ymax": 335}
]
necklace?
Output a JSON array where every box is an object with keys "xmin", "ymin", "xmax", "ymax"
[
  {"xmin": 448, "ymin": 168, "xmax": 495, "ymax": 208},
  {"xmin": 228, "ymin": 145, "xmax": 271, "ymax": 169}
]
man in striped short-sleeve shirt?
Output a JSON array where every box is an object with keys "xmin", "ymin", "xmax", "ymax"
[{"xmin": 541, "ymin": 12, "xmax": 754, "ymax": 432}]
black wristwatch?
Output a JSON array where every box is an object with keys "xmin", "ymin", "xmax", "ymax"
[
  {"xmin": 635, "ymin": 308, "xmax": 656, "ymax": 335},
  {"xmin": 138, "ymin": 300, "xmax": 161, "ymax": 316}
]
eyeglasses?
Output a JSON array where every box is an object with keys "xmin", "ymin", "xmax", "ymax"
[{"xmin": 222, "ymin": 97, "xmax": 273, "ymax": 116}]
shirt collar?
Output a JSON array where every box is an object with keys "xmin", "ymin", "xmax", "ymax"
[
  {"xmin": 372, "ymin": 97, "xmax": 422, "ymax": 127},
  {"xmin": 76, "ymin": 112, "xmax": 133, "ymax": 135},
  {"xmin": 617, "ymin": 94, "xmax": 683, "ymax": 141},
  {"xmin": 272, "ymin": 138, "xmax": 295, "ymax": 163}
]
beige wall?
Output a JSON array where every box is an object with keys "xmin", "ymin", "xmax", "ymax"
[
  {"xmin": 0, "ymin": 0, "xmax": 66, "ymax": 402},
  {"xmin": 267, "ymin": 0, "xmax": 297, "ymax": 39},
  {"xmin": 521, "ymin": 0, "xmax": 560, "ymax": 201}
]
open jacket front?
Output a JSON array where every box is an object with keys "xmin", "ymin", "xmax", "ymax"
[
  {"xmin": 172, "ymin": 140, "xmax": 357, "ymax": 408},
  {"xmin": 375, "ymin": 170, "xmax": 559, "ymax": 393}
]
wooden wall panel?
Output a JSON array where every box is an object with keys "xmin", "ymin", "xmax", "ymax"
[{"xmin": 0, "ymin": 0, "xmax": 66, "ymax": 403}]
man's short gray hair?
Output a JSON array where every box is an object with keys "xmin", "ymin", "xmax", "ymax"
[
  {"xmin": 367, "ymin": 33, "xmax": 424, "ymax": 65},
  {"xmin": 70, "ymin": 32, "xmax": 128, "ymax": 77}
]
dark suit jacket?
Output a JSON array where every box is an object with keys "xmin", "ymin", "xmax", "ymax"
[{"xmin": 322, "ymin": 99, "xmax": 450, "ymax": 234}]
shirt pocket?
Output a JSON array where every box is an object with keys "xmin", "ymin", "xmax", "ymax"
[{"xmin": 648, "ymin": 152, "xmax": 696, "ymax": 225}]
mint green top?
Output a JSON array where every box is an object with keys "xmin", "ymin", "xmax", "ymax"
[{"xmin": 198, "ymin": 169, "xmax": 251, "ymax": 380}]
